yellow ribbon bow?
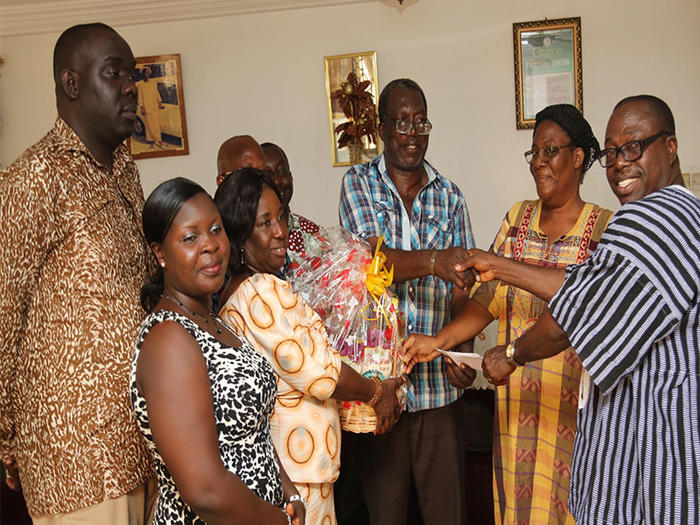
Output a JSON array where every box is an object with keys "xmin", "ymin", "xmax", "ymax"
[
  {"xmin": 362, "ymin": 236, "xmax": 395, "ymax": 324},
  {"xmin": 365, "ymin": 235, "xmax": 394, "ymax": 296}
]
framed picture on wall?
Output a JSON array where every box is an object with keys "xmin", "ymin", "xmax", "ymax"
[
  {"xmin": 324, "ymin": 51, "xmax": 381, "ymax": 167},
  {"xmin": 513, "ymin": 17, "xmax": 583, "ymax": 129},
  {"xmin": 129, "ymin": 54, "xmax": 189, "ymax": 159}
]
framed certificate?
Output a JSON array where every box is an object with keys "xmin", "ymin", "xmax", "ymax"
[{"xmin": 513, "ymin": 17, "xmax": 583, "ymax": 129}]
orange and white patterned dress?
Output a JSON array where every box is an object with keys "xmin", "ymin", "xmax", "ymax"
[{"xmin": 220, "ymin": 272, "xmax": 342, "ymax": 525}]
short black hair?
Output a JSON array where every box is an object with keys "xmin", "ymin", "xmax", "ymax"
[
  {"xmin": 213, "ymin": 167, "xmax": 283, "ymax": 276},
  {"xmin": 260, "ymin": 142, "xmax": 289, "ymax": 169},
  {"xmin": 53, "ymin": 23, "xmax": 116, "ymax": 81},
  {"xmin": 378, "ymin": 78, "xmax": 427, "ymax": 124},
  {"xmin": 534, "ymin": 104, "xmax": 600, "ymax": 178},
  {"xmin": 140, "ymin": 177, "xmax": 208, "ymax": 312},
  {"xmin": 614, "ymin": 94, "xmax": 675, "ymax": 134}
]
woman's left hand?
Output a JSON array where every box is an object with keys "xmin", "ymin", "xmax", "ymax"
[
  {"xmin": 373, "ymin": 376, "xmax": 406, "ymax": 435},
  {"xmin": 401, "ymin": 334, "xmax": 441, "ymax": 366},
  {"xmin": 285, "ymin": 499, "xmax": 305, "ymax": 525}
]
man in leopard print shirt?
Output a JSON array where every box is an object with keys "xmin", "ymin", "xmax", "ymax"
[{"xmin": 0, "ymin": 23, "xmax": 155, "ymax": 523}]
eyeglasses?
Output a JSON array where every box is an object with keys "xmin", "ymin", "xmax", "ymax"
[
  {"xmin": 524, "ymin": 143, "xmax": 572, "ymax": 165},
  {"xmin": 597, "ymin": 131, "xmax": 671, "ymax": 168},
  {"xmin": 387, "ymin": 117, "xmax": 432, "ymax": 135}
]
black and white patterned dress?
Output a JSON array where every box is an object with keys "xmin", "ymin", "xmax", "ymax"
[{"xmin": 130, "ymin": 310, "xmax": 283, "ymax": 524}]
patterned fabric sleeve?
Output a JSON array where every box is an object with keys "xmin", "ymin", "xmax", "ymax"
[
  {"xmin": 549, "ymin": 194, "xmax": 696, "ymax": 394},
  {"xmin": 339, "ymin": 166, "xmax": 380, "ymax": 240},
  {"xmin": 219, "ymin": 273, "xmax": 342, "ymax": 400},
  {"xmin": 0, "ymin": 168, "xmax": 52, "ymax": 459}
]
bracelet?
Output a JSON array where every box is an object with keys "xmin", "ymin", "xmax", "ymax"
[
  {"xmin": 429, "ymin": 250, "xmax": 438, "ymax": 275},
  {"xmin": 367, "ymin": 376, "xmax": 384, "ymax": 407},
  {"xmin": 288, "ymin": 493, "xmax": 306, "ymax": 507}
]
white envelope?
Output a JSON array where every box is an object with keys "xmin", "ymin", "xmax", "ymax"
[{"xmin": 436, "ymin": 348, "xmax": 483, "ymax": 370}]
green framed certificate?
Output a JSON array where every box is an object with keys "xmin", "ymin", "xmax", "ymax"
[{"xmin": 513, "ymin": 17, "xmax": 583, "ymax": 129}]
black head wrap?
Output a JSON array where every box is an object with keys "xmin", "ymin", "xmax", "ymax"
[{"xmin": 534, "ymin": 104, "xmax": 600, "ymax": 177}]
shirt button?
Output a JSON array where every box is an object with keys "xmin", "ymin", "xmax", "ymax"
[{"xmin": 409, "ymin": 286, "xmax": 414, "ymax": 292}]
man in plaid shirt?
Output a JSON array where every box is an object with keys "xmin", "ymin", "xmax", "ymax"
[{"xmin": 339, "ymin": 78, "xmax": 476, "ymax": 525}]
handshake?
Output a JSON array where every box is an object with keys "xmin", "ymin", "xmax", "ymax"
[
  {"xmin": 431, "ymin": 247, "xmax": 499, "ymax": 290},
  {"xmin": 399, "ymin": 247, "xmax": 519, "ymax": 387}
]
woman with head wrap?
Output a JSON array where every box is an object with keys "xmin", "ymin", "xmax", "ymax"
[{"xmin": 403, "ymin": 105, "xmax": 613, "ymax": 524}]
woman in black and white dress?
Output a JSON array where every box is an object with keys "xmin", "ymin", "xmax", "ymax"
[{"xmin": 131, "ymin": 177, "xmax": 304, "ymax": 525}]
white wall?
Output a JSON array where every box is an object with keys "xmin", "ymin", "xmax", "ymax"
[{"xmin": 1, "ymin": 0, "xmax": 699, "ymax": 247}]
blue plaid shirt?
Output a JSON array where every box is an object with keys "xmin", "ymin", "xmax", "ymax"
[{"xmin": 339, "ymin": 154, "xmax": 474, "ymax": 411}]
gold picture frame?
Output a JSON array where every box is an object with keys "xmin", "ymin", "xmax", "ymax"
[
  {"xmin": 129, "ymin": 54, "xmax": 190, "ymax": 159},
  {"xmin": 513, "ymin": 17, "xmax": 583, "ymax": 129},
  {"xmin": 324, "ymin": 51, "xmax": 381, "ymax": 167}
]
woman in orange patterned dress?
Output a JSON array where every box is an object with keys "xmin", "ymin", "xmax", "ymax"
[
  {"xmin": 214, "ymin": 168, "xmax": 405, "ymax": 525},
  {"xmin": 403, "ymin": 105, "xmax": 613, "ymax": 525}
]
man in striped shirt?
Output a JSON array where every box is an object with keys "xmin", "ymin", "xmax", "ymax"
[{"xmin": 480, "ymin": 95, "xmax": 699, "ymax": 524}]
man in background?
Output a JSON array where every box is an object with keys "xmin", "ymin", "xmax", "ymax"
[
  {"xmin": 261, "ymin": 141, "xmax": 325, "ymax": 269},
  {"xmin": 215, "ymin": 134, "xmax": 267, "ymax": 185}
]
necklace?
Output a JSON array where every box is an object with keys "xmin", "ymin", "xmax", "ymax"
[{"xmin": 162, "ymin": 294, "xmax": 225, "ymax": 335}]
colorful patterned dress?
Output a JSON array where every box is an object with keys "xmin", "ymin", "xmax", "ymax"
[
  {"xmin": 219, "ymin": 272, "xmax": 342, "ymax": 525},
  {"xmin": 471, "ymin": 200, "xmax": 612, "ymax": 525}
]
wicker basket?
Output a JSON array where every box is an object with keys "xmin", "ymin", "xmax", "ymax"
[{"xmin": 337, "ymin": 399, "xmax": 377, "ymax": 433}]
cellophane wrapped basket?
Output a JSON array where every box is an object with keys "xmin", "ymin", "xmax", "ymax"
[{"xmin": 286, "ymin": 226, "xmax": 410, "ymax": 433}]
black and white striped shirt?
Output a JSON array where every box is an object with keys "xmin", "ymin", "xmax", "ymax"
[{"xmin": 549, "ymin": 185, "xmax": 699, "ymax": 525}]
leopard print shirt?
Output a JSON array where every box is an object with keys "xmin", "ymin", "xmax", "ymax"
[
  {"xmin": 0, "ymin": 117, "xmax": 154, "ymax": 518},
  {"xmin": 131, "ymin": 310, "xmax": 283, "ymax": 523}
]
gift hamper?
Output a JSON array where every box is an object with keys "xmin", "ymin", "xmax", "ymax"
[{"xmin": 286, "ymin": 227, "xmax": 411, "ymax": 432}]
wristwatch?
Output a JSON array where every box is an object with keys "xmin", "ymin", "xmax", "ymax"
[{"xmin": 505, "ymin": 341, "xmax": 523, "ymax": 367}]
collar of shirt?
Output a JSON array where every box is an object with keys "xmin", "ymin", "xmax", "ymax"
[
  {"xmin": 51, "ymin": 117, "xmax": 144, "ymax": 236},
  {"xmin": 51, "ymin": 116, "xmax": 133, "ymax": 176}
]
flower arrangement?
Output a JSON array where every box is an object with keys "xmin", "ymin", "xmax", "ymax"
[{"xmin": 331, "ymin": 71, "xmax": 378, "ymax": 161}]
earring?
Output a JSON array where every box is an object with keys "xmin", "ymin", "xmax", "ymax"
[
  {"xmin": 160, "ymin": 260, "xmax": 166, "ymax": 268},
  {"xmin": 240, "ymin": 249, "xmax": 245, "ymax": 266}
]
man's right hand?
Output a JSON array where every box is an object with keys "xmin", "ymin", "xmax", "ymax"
[{"xmin": 432, "ymin": 247, "xmax": 477, "ymax": 290}]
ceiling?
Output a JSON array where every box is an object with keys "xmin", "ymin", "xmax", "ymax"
[
  {"xmin": 2, "ymin": 0, "xmax": 56, "ymax": 5},
  {"xmin": 0, "ymin": 0, "xmax": 375, "ymax": 38}
]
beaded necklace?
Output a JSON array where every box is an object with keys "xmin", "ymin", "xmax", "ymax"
[{"xmin": 162, "ymin": 294, "xmax": 233, "ymax": 336}]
